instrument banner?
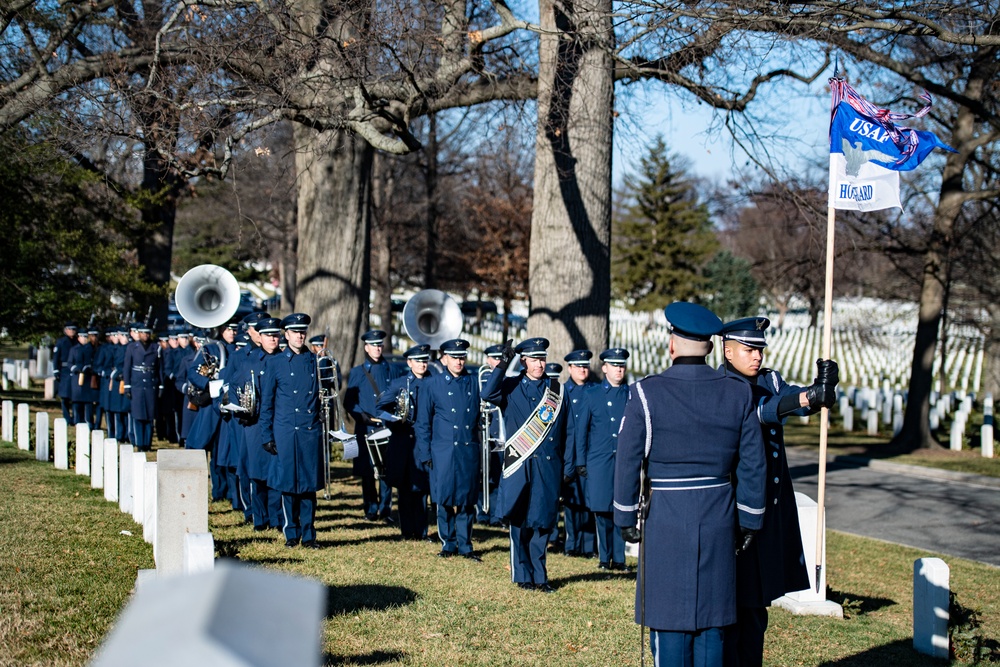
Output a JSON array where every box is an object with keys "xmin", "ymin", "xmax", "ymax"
[{"xmin": 501, "ymin": 382, "xmax": 562, "ymax": 479}]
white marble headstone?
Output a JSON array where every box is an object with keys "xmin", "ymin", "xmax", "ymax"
[
  {"xmin": 75, "ymin": 423, "xmax": 91, "ymax": 475},
  {"xmin": 17, "ymin": 403, "xmax": 30, "ymax": 450},
  {"xmin": 119, "ymin": 444, "xmax": 135, "ymax": 514},
  {"xmin": 54, "ymin": 418, "xmax": 69, "ymax": 470},
  {"xmin": 104, "ymin": 438, "xmax": 119, "ymax": 502},
  {"xmin": 35, "ymin": 411, "xmax": 49, "ymax": 462}
]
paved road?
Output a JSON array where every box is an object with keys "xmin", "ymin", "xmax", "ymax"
[{"xmin": 786, "ymin": 448, "xmax": 1000, "ymax": 567}]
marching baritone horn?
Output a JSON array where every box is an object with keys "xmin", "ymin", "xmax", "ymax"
[{"xmin": 478, "ymin": 364, "xmax": 505, "ymax": 514}]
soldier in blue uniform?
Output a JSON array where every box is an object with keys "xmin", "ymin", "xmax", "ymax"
[
  {"xmin": 414, "ymin": 339, "xmax": 482, "ymax": 560},
  {"xmin": 52, "ymin": 322, "xmax": 78, "ymax": 424},
  {"xmin": 259, "ymin": 313, "xmax": 324, "ymax": 548},
  {"xmin": 614, "ymin": 302, "xmax": 767, "ymax": 666},
  {"xmin": 106, "ymin": 327, "xmax": 130, "ymax": 441},
  {"xmin": 561, "ymin": 349, "xmax": 597, "ymax": 559},
  {"xmin": 123, "ymin": 323, "xmax": 163, "ymax": 451},
  {"xmin": 482, "ymin": 337, "xmax": 568, "ymax": 593},
  {"xmin": 94, "ymin": 328, "xmax": 115, "ymax": 434},
  {"xmin": 69, "ymin": 328, "xmax": 100, "ymax": 428},
  {"xmin": 156, "ymin": 332, "xmax": 178, "ymax": 443},
  {"xmin": 720, "ymin": 317, "xmax": 839, "ymax": 666},
  {"xmin": 344, "ymin": 330, "xmax": 402, "ymax": 522},
  {"xmin": 235, "ymin": 317, "xmax": 283, "ymax": 531},
  {"xmin": 475, "ymin": 344, "xmax": 505, "ymax": 526},
  {"xmin": 575, "ymin": 347, "xmax": 631, "ymax": 571},
  {"xmin": 377, "ymin": 344, "xmax": 432, "ymax": 540}
]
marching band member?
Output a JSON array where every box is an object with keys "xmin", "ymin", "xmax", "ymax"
[
  {"xmin": 260, "ymin": 313, "xmax": 324, "ymax": 548},
  {"xmin": 561, "ymin": 350, "xmax": 597, "ymax": 558},
  {"xmin": 123, "ymin": 322, "xmax": 162, "ymax": 452},
  {"xmin": 414, "ymin": 339, "xmax": 482, "ymax": 560},
  {"xmin": 482, "ymin": 338, "xmax": 568, "ymax": 593}
]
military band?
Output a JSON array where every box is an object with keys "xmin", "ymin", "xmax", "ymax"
[{"xmin": 40, "ymin": 291, "xmax": 838, "ymax": 663}]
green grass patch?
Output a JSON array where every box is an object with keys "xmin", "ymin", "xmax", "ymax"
[{"xmin": 1, "ymin": 440, "xmax": 998, "ymax": 666}]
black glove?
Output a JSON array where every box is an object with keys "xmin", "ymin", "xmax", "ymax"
[
  {"xmin": 499, "ymin": 339, "xmax": 516, "ymax": 365},
  {"xmin": 575, "ymin": 466, "xmax": 588, "ymax": 479},
  {"xmin": 621, "ymin": 526, "xmax": 641, "ymax": 543},
  {"xmin": 814, "ymin": 358, "xmax": 840, "ymax": 387},
  {"xmin": 125, "ymin": 389, "xmax": 132, "ymax": 400},
  {"xmin": 736, "ymin": 528, "xmax": 757, "ymax": 555},
  {"xmin": 422, "ymin": 460, "xmax": 433, "ymax": 470},
  {"xmin": 805, "ymin": 383, "xmax": 837, "ymax": 410},
  {"xmin": 263, "ymin": 441, "xmax": 277, "ymax": 455},
  {"xmin": 53, "ymin": 371, "xmax": 60, "ymax": 381},
  {"xmin": 563, "ymin": 474, "xmax": 573, "ymax": 485}
]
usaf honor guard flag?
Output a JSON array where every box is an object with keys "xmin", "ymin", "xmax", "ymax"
[{"xmin": 828, "ymin": 78, "xmax": 954, "ymax": 212}]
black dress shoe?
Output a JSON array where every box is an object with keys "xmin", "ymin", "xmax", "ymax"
[
  {"xmin": 610, "ymin": 562, "xmax": 631, "ymax": 572},
  {"xmin": 462, "ymin": 552, "xmax": 482, "ymax": 562},
  {"xmin": 383, "ymin": 515, "xmax": 397, "ymax": 526},
  {"xmin": 364, "ymin": 513, "xmax": 378, "ymax": 522},
  {"xmin": 284, "ymin": 538, "xmax": 300, "ymax": 548},
  {"xmin": 597, "ymin": 561, "xmax": 611, "ymax": 570},
  {"xmin": 536, "ymin": 583, "xmax": 556, "ymax": 594},
  {"xmin": 565, "ymin": 549, "xmax": 580, "ymax": 558},
  {"xmin": 517, "ymin": 582, "xmax": 536, "ymax": 591},
  {"xmin": 253, "ymin": 525, "xmax": 269, "ymax": 532},
  {"xmin": 437, "ymin": 550, "xmax": 456, "ymax": 558},
  {"xmin": 302, "ymin": 541, "xmax": 320, "ymax": 550}
]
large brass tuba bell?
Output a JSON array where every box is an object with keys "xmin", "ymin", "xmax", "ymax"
[
  {"xmin": 401, "ymin": 289, "xmax": 463, "ymax": 350},
  {"xmin": 174, "ymin": 264, "xmax": 241, "ymax": 329}
]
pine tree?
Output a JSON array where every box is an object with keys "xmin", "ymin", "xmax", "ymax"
[
  {"xmin": 703, "ymin": 251, "xmax": 761, "ymax": 322},
  {"xmin": 612, "ymin": 136, "xmax": 718, "ymax": 311}
]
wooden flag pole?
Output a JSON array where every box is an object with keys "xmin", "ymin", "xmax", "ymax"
[{"xmin": 815, "ymin": 203, "xmax": 837, "ymax": 592}]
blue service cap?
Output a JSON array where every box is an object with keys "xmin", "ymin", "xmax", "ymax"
[
  {"xmin": 440, "ymin": 338, "xmax": 470, "ymax": 357},
  {"xmin": 281, "ymin": 313, "xmax": 311, "ymax": 331},
  {"xmin": 225, "ymin": 321, "xmax": 240, "ymax": 331},
  {"xmin": 600, "ymin": 347, "xmax": 630, "ymax": 366},
  {"xmin": 235, "ymin": 332, "xmax": 251, "ymax": 347},
  {"xmin": 515, "ymin": 337, "xmax": 550, "ymax": 358},
  {"xmin": 721, "ymin": 317, "xmax": 770, "ymax": 349},
  {"xmin": 404, "ymin": 344, "xmax": 432, "ymax": 360},
  {"xmin": 308, "ymin": 334, "xmax": 326, "ymax": 347},
  {"xmin": 545, "ymin": 362, "xmax": 563, "ymax": 378},
  {"xmin": 76, "ymin": 329, "xmax": 90, "ymax": 338},
  {"xmin": 242, "ymin": 311, "xmax": 270, "ymax": 327},
  {"xmin": 256, "ymin": 317, "xmax": 282, "ymax": 335},
  {"xmin": 136, "ymin": 323, "xmax": 153, "ymax": 333},
  {"xmin": 564, "ymin": 349, "xmax": 593, "ymax": 366},
  {"xmin": 361, "ymin": 329, "xmax": 387, "ymax": 345},
  {"xmin": 176, "ymin": 330, "xmax": 192, "ymax": 338},
  {"xmin": 64, "ymin": 322, "xmax": 78, "ymax": 330},
  {"xmin": 484, "ymin": 344, "xmax": 505, "ymax": 358},
  {"xmin": 128, "ymin": 322, "xmax": 141, "ymax": 331},
  {"xmin": 664, "ymin": 302, "xmax": 722, "ymax": 342},
  {"xmin": 156, "ymin": 330, "xmax": 167, "ymax": 339}
]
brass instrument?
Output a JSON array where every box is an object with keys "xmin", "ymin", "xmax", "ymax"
[
  {"xmin": 174, "ymin": 264, "xmax": 237, "ymax": 409},
  {"xmin": 401, "ymin": 289, "xmax": 463, "ymax": 350},
  {"xmin": 394, "ymin": 375, "xmax": 414, "ymax": 424},
  {"xmin": 317, "ymin": 347, "xmax": 342, "ymax": 499},
  {"xmin": 187, "ymin": 344, "xmax": 222, "ymax": 408},
  {"xmin": 478, "ymin": 364, "xmax": 505, "ymax": 514}
]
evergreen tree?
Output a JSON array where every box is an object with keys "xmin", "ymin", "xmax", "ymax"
[
  {"xmin": 703, "ymin": 251, "xmax": 761, "ymax": 322},
  {"xmin": 0, "ymin": 131, "xmax": 159, "ymax": 341},
  {"xmin": 612, "ymin": 136, "xmax": 718, "ymax": 311}
]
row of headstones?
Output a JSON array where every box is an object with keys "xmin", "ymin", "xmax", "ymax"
[
  {"xmin": 1, "ymin": 359, "xmax": 31, "ymax": 391},
  {"xmin": 1, "ymin": 400, "xmax": 216, "ymax": 577}
]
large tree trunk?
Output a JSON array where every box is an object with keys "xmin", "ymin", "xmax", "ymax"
[
  {"xmin": 526, "ymin": 0, "xmax": 614, "ymax": 355},
  {"xmin": 137, "ymin": 144, "xmax": 180, "ymax": 328},
  {"xmin": 371, "ymin": 152, "xmax": 395, "ymax": 351},
  {"xmin": 895, "ymin": 75, "xmax": 983, "ymax": 451},
  {"xmin": 293, "ymin": 125, "xmax": 374, "ymax": 371},
  {"xmin": 983, "ymin": 303, "xmax": 1000, "ymax": 399}
]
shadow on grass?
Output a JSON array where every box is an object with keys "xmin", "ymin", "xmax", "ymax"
[
  {"xmin": 326, "ymin": 583, "xmax": 418, "ymax": 617},
  {"xmin": 315, "ymin": 532, "xmax": 406, "ymax": 549},
  {"xmin": 324, "ymin": 649, "xmax": 405, "ymax": 665},
  {"xmin": 550, "ymin": 569, "xmax": 635, "ymax": 587},
  {"xmin": 827, "ymin": 587, "xmax": 896, "ymax": 616},
  {"xmin": 816, "ymin": 637, "xmax": 948, "ymax": 666}
]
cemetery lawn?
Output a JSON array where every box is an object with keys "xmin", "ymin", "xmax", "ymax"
[
  {"xmin": 2, "ymin": 440, "xmax": 998, "ymax": 666},
  {"xmin": 783, "ymin": 422, "xmax": 1000, "ymax": 479}
]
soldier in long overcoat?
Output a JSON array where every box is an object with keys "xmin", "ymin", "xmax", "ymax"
[
  {"xmin": 344, "ymin": 329, "xmax": 402, "ymax": 521},
  {"xmin": 720, "ymin": 317, "xmax": 839, "ymax": 666},
  {"xmin": 122, "ymin": 323, "xmax": 162, "ymax": 451},
  {"xmin": 560, "ymin": 349, "xmax": 597, "ymax": 558},
  {"xmin": 52, "ymin": 323, "xmax": 78, "ymax": 424},
  {"xmin": 575, "ymin": 348, "xmax": 630, "ymax": 570},
  {"xmin": 414, "ymin": 339, "xmax": 481, "ymax": 559},
  {"xmin": 377, "ymin": 344, "xmax": 432, "ymax": 541},
  {"xmin": 259, "ymin": 313, "xmax": 323, "ymax": 548},
  {"xmin": 614, "ymin": 302, "xmax": 766, "ymax": 665},
  {"xmin": 482, "ymin": 337, "xmax": 569, "ymax": 593},
  {"xmin": 69, "ymin": 330, "xmax": 100, "ymax": 428}
]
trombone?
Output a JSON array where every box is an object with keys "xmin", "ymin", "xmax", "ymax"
[
  {"xmin": 478, "ymin": 364, "xmax": 504, "ymax": 514},
  {"xmin": 317, "ymin": 347, "xmax": 342, "ymax": 500}
]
